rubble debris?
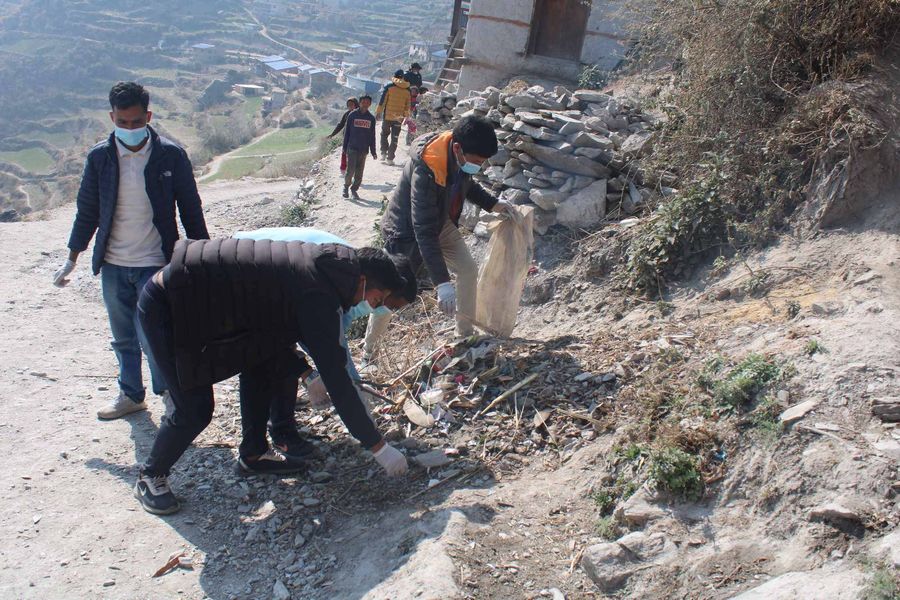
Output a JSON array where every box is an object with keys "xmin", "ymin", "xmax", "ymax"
[
  {"xmin": 808, "ymin": 499, "xmax": 863, "ymax": 524},
  {"xmin": 412, "ymin": 449, "xmax": 453, "ymax": 469},
  {"xmin": 580, "ymin": 532, "xmax": 674, "ymax": 592},
  {"xmin": 872, "ymin": 397, "xmax": 900, "ymax": 422},
  {"xmin": 273, "ymin": 579, "xmax": 291, "ymax": 600},
  {"xmin": 778, "ymin": 399, "xmax": 819, "ymax": 424},
  {"xmin": 418, "ymin": 82, "xmax": 662, "ymax": 235}
]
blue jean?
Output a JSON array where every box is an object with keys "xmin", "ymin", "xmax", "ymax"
[{"xmin": 100, "ymin": 264, "xmax": 165, "ymax": 402}]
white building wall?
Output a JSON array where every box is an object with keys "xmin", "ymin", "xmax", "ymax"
[{"xmin": 457, "ymin": 0, "xmax": 628, "ymax": 94}]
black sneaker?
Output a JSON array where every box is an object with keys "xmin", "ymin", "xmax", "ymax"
[
  {"xmin": 271, "ymin": 430, "xmax": 321, "ymax": 460},
  {"xmin": 238, "ymin": 450, "xmax": 307, "ymax": 475},
  {"xmin": 351, "ymin": 189, "xmax": 360, "ymax": 199},
  {"xmin": 342, "ymin": 187, "xmax": 349, "ymax": 198},
  {"xmin": 134, "ymin": 472, "xmax": 180, "ymax": 515}
]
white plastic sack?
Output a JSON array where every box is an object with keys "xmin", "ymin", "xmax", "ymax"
[{"xmin": 475, "ymin": 206, "xmax": 534, "ymax": 337}]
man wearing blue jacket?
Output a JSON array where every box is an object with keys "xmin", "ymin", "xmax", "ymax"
[
  {"xmin": 342, "ymin": 95, "xmax": 377, "ymax": 199},
  {"xmin": 53, "ymin": 81, "xmax": 209, "ymax": 421}
]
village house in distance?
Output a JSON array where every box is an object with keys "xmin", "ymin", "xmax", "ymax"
[{"xmin": 439, "ymin": 0, "xmax": 628, "ymax": 93}]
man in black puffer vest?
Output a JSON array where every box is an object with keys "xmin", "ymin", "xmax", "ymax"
[{"xmin": 133, "ymin": 238, "xmax": 410, "ymax": 515}]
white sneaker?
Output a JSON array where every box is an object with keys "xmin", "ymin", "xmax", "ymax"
[
  {"xmin": 97, "ymin": 392, "xmax": 147, "ymax": 420},
  {"xmin": 385, "ymin": 158, "xmax": 395, "ymax": 166}
]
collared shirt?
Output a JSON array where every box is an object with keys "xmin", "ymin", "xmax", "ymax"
[{"xmin": 104, "ymin": 136, "xmax": 165, "ymax": 267}]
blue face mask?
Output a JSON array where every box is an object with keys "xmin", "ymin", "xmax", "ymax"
[
  {"xmin": 454, "ymin": 142, "xmax": 483, "ymax": 175},
  {"xmin": 460, "ymin": 161, "xmax": 482, "ymax": 175},
  {"xmin": 115, "ymin": 125, "xmax": 148, "ymax": 147},
  {"xmin": 346, "ymin": 300, "xmax": 392, "ymax": 322},
  {"xmin": 345, "ymin": 301, "xmax": 372, "ymax": 322}
]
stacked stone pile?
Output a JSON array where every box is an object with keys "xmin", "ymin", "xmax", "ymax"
[
  {"xmin": 451, "ymin": 84, "xmax": 668, "ymax": 234},
  {"xmin": 417, "ymin": 90, "xmax": 458, "ymax": 127}
]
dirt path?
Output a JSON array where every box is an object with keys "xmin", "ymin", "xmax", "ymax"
[
  {"xmin": 0, "ymin": 176, "xmax": 311, "ymax": 599},
  {"xmin": 243, "ymin": 7, "xmax": 323, "ymax": 68},
  {"xmin": 0, "ymin": 143, "xmax": 425, "ymax": 600},
  {"xmin": 198, "ymin": 129, "xmax": 280, "ymax": 183},
  {"xmin": 199, "ymin": 109, "xmax": 324, "ymax": 184},
  {"xmin": 304, "ymin": 140, "xmax": 410, "ymax": 246}
]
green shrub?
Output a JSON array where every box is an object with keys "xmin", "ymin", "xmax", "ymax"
[
  {"xmin": 649, "ymin": 447, "xmax": 703, "ymax": 500},
  {"xmin": 865, "ymin": 567, "xmax": 900, "ymax": 600},
  {"xmin": 595, "ymin": 516, "xmax": 621, "ymax": 541},
  {"xmin": 281, "ymin": 202, "xmax": 309, "ymax": 226},
  {"xmin": 578, "ymin": 64, "xmax": 607, "ymax": 90},
  {"xmin": 625, "ymin": 163, "xmax": 729, "ymax": 292},
  {"xmin": 804, "ymin": 339, "xmax": 826, "ymax": 356},
  {"xmin": 711, "ymin": 354, "xmax": 781, "ymax": 408},
  {"xmin": 750, "ymin": 395, "xmax": 784, "ymax": 442}
]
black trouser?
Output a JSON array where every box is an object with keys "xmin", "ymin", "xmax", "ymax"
[
  {"xmin": 138, "ymin": 279, "xmax": 215, "ymax": 477},
  {"xmin": 138, "ymin": 280, "xmax": 304, "ymax": 476},
  {"xmin": 238, "ymin": 347, "xmax": 308, "ymax": 458},
  {"xmin": 380, "ymin": 119, "xmax": 401, "ymax": 161}
]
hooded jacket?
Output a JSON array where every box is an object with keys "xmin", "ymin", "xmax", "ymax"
[
  {"xmin": 380, "ymin": 131, "xmax": 497, "ymax": 285},
  {"xmin": 161, "ymin": 238, "xmax": 381, "ymax": 448},
  {"xmin": 376, "ymin": 77, "xmax": 411, "ymax": 122},
  {"xmin": 67, "ymin": 125, "xmax": 209, "ymax": 275},
  {"xmin": 404, "ymin": 69, "xmax": 423, "ymax": 89}
]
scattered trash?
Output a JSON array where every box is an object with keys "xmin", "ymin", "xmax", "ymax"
[
  {"xmin": 403, "ymin": 401, "xmax": 435, "ymax": 428},
  {"xmin": 412, "ymin": 449, "xmax": 453, "ymax": 469},
  {"xmin": 152, "ymin": 551, "xmax": 187, "ymax": 578}
]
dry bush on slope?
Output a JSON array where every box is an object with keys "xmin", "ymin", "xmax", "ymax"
[{"xmin": 623, "ymin": 0, "xmax": 900, "ymax": 292}]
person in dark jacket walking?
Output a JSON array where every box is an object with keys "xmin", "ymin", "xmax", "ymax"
[
  {"xmin": 365, "ymin": 117, "xmax": 520, "ymax": 357},
  {"xmin": 133, "ymin": 239, "xmax": 411, "ymax": 515},
  {"xmin": 342, "ymin": 95, "xmax": 377, "ymax": 199},
  {"xmin": 52, "ymin": 81, "xmax": 209, "ymax": 421},
  {"xmin": 327, "ymin": 97, "xmax": 359, "ymax": 175},
  {"xmin": 404, "ymin": 62, "xmax": 423, "ymax": 89}
]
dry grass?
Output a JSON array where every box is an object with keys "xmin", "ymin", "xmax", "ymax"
[{"xmin": 621, "ymin": 0, "xmax": 900, "ymax": 291}]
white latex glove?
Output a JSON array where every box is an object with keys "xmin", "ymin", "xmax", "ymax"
[
  {"xmin": 53, "ymin": 259, "xmax": 76, "ymax": 288},
  {"xmin": 305, "ymin": 370, "xmax": 332, "ymax": 409},
  {"xmin": 494, "ymin": 201, "xmax": 523, "ymax": 225},
  {"xmin": 436, "ymin": 282, "xmax": 456, "ymax": 316},
  {"xmin": 373, "ymin": 443, "xmax": 408, "ymax": 476}
]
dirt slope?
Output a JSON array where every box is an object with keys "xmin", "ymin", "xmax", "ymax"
[{"xmin": 0, "ymin": 135, "xmax": 897, "ymax": 600}]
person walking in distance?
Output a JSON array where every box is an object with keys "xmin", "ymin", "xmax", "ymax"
[
  {"xmin": 327, "ymin": 96, "xmax": 359, "ymax": 175},
  {"xmin": 342, "ymin": 95, "xmax": 377, "ymax": 200},
  {"xmin": 375, "ymin": 70, "xmax": 411, "ymax": 166},
  {"xmin": 52, "ymin": 81, "xmax": 209, "ymax": 420},
  {"xmin": 404, "ymin": 62, "xmax": 423, "ymax": 90}
]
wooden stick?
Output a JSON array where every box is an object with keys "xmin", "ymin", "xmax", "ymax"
[
  {"xmin": 386, "ymin": 345, "xmax": 445, "ymax": 387},
  {"xmin": 476, "ymin": 373, "xmax": 539, "ymax": 417},
  {"xmin": 406, "ymin": 467, "xmax": 480, "ymax": 501}
]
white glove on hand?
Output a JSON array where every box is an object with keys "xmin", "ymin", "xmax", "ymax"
[
  {"xmin": 305, "ymin": 370, "xmax": 332, "ymax": 410},
  {"xmin": 53, "ymin": 259, "xmax": 76, "ymax": 288},
  {"xmin": 494, "ymin": 201, "xmax": 523, "ymax": 225},
  {"xmin": 373, "ymin": 443, "xmax": 408, "ymax": 477},
  {"xmin": 436, "ymin": 282, "xmax": 456, "ymax": 316}
]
